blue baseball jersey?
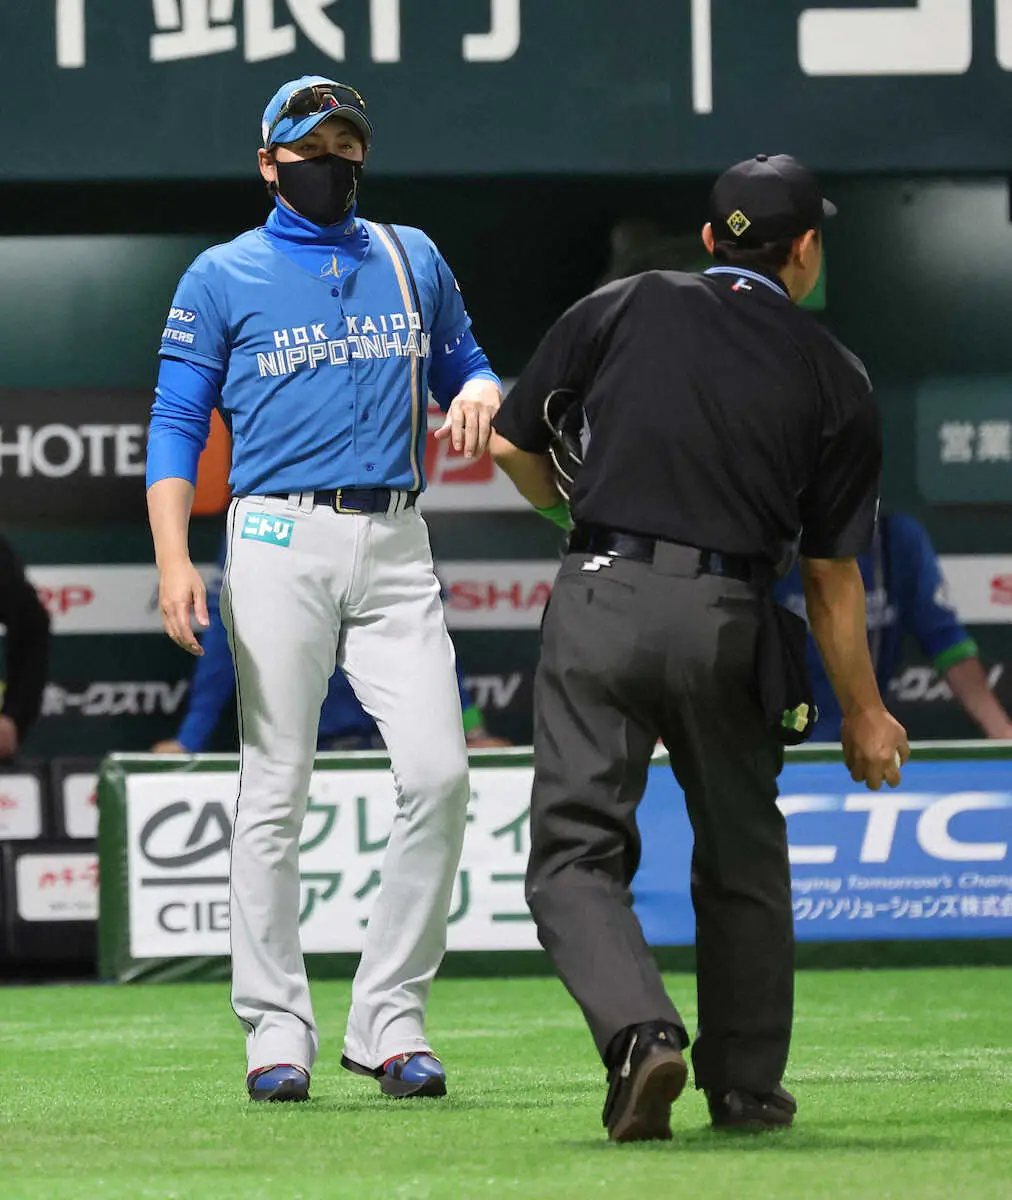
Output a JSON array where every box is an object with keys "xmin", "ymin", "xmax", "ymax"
[
  {"xmin": 148, "ymin": 199, "xmax": 499, "ymax": 495},
  {"xmin": 773, "ymin": 512, "xmax": 977, "ymax": 740}
]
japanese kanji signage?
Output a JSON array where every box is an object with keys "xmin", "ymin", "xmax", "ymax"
[
  {"xmin": 16, "ymin": 853, "xmax": 99, "ymax": 921},
  {"xmin": 0, "ymin": 772, "xmax": 44, "ymax": 840},
  {"xmin": 916, "ymin": 377, "xmax": 1012, "ymax": 503},
  {"xmin": 123, "ymin": 763, "xmax": 538, "ymax": 956},
  {"xmin": 10, "ymin": 2, "xmax": 1012, "ymax": 180},
  {"xmin": 939, "ymin": 556, "xmax": 1012, "ymax": 624},
  {"xmin": 782, "ymin": 757, "xmax": 1012, "ymax": 938},
  {"xmin": 636, "ymin": 754, "xmax": 1012, "ymax": 944},
  {"xmin": 101, "ymin": 747, "xmax": 1012, "ymax": 978},
  {"xmin": 61, "ymin": 772, "xmax": 100, "ymax": 839}
]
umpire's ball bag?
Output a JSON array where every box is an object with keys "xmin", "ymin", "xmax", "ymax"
[{"xmin": 757, "ymin": 592, "xmax": 818, "ymax": 745}]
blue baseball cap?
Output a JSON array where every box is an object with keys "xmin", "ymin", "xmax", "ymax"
[{"xmin": 261, "ymin": 75, "xmax": 373, "ymax": 148}]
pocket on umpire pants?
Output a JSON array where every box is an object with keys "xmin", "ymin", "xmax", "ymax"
[{"xmin": 540, "ymin": 558, "xmax": 644, "ymax": 691}]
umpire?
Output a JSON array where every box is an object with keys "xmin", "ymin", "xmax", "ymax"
[{"xmin": 490, "ymin": 155, "xmax": 910, "ymax": 1141}]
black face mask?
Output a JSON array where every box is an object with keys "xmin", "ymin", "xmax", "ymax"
[{"xmin": 275, "ymin": 154, "xmax": 362, "ymax": 226}]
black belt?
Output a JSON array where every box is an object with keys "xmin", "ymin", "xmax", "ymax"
[
  {"xmin": 569, "ymin": 526, "xmax": 762, "ymax": 583},
  {"xmin": 265, "ymin": 487, "xmax": 418, "ymax": 514}
]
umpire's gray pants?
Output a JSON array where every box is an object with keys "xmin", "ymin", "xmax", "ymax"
[
  {"xmin": 526, "ymin": 549, "xmax": 792, "ymax": 1093},
  {"xmin": 220, "ymin": 493, "xmax": 469, "ymax": 1076}
]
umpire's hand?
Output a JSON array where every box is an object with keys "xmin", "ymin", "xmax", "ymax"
[
  {"xmin": 158, "ymin": 559, "xmax": 209, "ymax": 656},
  {"xmin": 841, "ymin": 707, "xmax": 911, "ymax": 791},
  {"xmin": 435, "ymin": 378, "xmax": 502, "ymax": 459}
]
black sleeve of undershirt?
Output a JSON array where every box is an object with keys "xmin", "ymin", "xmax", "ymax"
[
  {"xmin": 0, "ymin": 536, "xmax": 51, "ymax": 740},
  {"xmin": 799, "ymin": 386, "xmax": 883, "ymax": 559}
]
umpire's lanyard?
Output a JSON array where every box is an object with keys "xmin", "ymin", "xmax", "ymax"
[{"xmin": 703, "ymin": 266, "xmax": 790, "ymax": 298}]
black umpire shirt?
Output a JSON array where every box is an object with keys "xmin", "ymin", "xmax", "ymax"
[{"xmin": 494, "ymin": 267, "xmax": 882, "ymax": 566}]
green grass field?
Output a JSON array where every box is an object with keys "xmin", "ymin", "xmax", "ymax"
[{"xmin": 1, "ymin": 967, "xmax": 1010, "ymax": 1199}]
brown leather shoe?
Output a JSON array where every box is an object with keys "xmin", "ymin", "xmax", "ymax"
[
  {"xmin": 707, "ymin": 1085, "xmax": 797, "ymax": 1130},
  {"xmin": 602, "ymin": 1024, "xmax": 689, "ymax": 1142}
]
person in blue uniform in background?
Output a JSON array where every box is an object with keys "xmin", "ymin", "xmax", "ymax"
[
  {"xmin": 152, "ymin": 537, "xmax": 508, "ymax": 754},
  {"xmin": 774, "ymin": 511, "xmax": 1012, "ymax": 741}
]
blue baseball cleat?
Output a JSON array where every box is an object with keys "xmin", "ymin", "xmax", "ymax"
[
  {"xmin": 246, "ymin": 1063, "xmax": 310, "ymax": 1102},
  {"xmin": 341, "ymin": 1050, "xmax": 447, "ymax": 1098}
]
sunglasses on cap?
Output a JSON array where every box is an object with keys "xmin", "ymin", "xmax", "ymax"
[{"xmin": 265, "ymin": 82, "xmax": 368, "ymax": 148}]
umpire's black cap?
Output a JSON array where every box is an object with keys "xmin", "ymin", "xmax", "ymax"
[{"xmin": 708, "ymin": 154, "xmax": 836, "ymax": 248}]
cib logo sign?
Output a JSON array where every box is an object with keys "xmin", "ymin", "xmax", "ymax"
[
  {"xmin": 781, "ymin": 792, "xmax": 1012, "ymax": 865},
  {"xmin": 140, "ymin": 800, "xmax": 231, "ymax": 868},
  {"xmin": 133, "ymin": 797, "xmax": 233, "ymax": 942},
  {"xmin": 129, "ymin": 788, "xmax": 344, "ymax": 950}
]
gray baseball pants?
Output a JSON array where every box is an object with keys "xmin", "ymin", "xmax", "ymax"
[{"xmin": 220, "ymin": 491, "xmax": 469, "ymax": 1076}]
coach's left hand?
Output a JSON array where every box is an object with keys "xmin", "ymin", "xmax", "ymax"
[{"xmin": 435, "ymin": 378, "xmax": 502, "ymax": 459}]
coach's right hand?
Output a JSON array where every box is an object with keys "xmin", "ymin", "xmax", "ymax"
[
  {"xmin": 841, "ymin": 707, "xmax": 910, "ymax": 791},
  {"xmin": 158, "ymin": 558, "xmax": 209, "ymax": 656},
  {"xmin": 435, "ymin": 378, "xmax": 502, "ymax": 460}
]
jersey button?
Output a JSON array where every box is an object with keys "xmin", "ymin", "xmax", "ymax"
[
  {"xmin": 331, "ymin": 287, "xmax": 340, "ymax": 297},
  {"xmin": 365, "ymin": 463, "xmax": 375, "ymax": 472}
]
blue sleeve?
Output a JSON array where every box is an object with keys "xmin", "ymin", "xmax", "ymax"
[
  {"xmin": 427, "ymin": 245, "xmax": 501, "ymax": 411},
  {"xmin": 456, "ymin": 655, "xmax": 473, "ymax": 710},
  {"xmin": 891, "ymin": 514, "xmax": 977, "ymax": 668},
  {"xmin": 158, "ymin": 259, "xmax": 229, "ymax": 370},
  {"xmin": 147, "ymin": 356, "xmax": 223, "ymax": 488},
  {"xmin": 454, "ymin": 654, "xmax": 484, "ymax": 733},
  {"xmin": 429, "ymin": 327, "xmax": 500, "ymax": 411},
  {"xmin": 174, "ymin": 539, "xmax": 235, "ymax": 752}
]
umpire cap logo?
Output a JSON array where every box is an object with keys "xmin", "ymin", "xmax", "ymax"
[{"xmin": 727, "ymin": 209, "xmax": 752, "ymax": 237}]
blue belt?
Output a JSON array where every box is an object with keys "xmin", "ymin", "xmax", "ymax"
[{"xmin": 267, "ymin": 487, "xmax": 419, "ymax": 514}]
